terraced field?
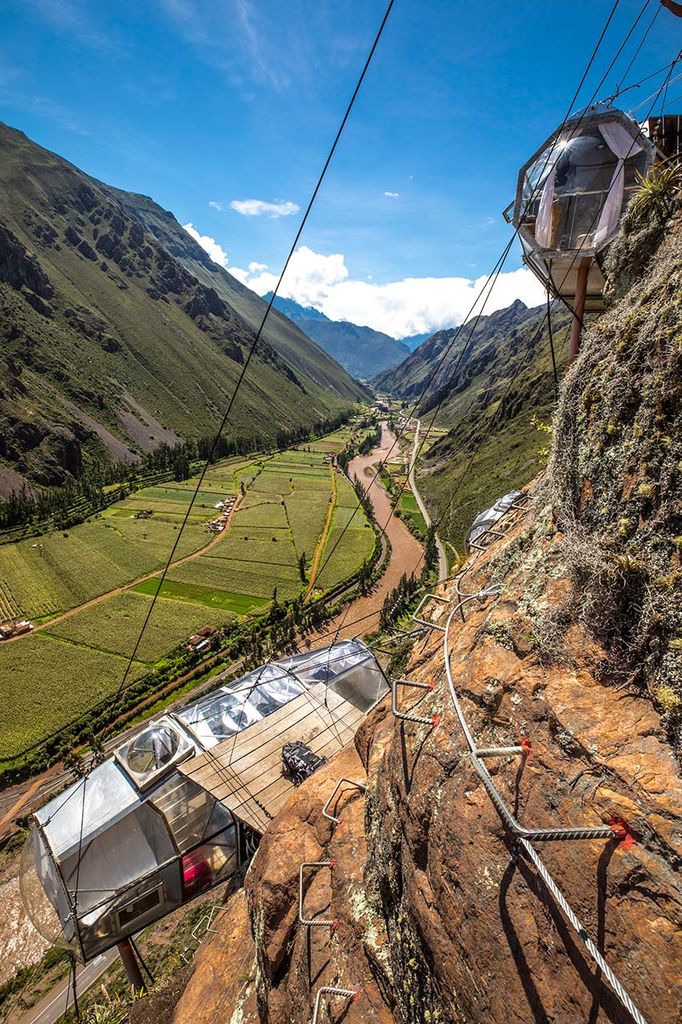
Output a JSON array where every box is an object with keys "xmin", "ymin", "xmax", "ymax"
[
  {"xmin": 0, "ymin": 518, "xmax": 208, "ymax": 620},
  {"xmin": 0, "ymin": 427, "xmax": 376, "ymax": 757},
  {"xmin": 1, "ymin": 635, "xmax": 148, "ymax": 754}
]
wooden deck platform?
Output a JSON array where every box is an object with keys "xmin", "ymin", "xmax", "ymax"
[{"xmin": 178, "ymin": 680, "xmax": 382, "ymax": 833}]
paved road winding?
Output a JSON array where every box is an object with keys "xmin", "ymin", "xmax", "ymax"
[{"xmin": 408, "ymin": 419, "xmax": 448, "ymax": 581}]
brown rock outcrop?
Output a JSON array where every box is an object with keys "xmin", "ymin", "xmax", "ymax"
[{"xmin": 175, "ymin": 509, "xmax": 682, "ymax": 1024}]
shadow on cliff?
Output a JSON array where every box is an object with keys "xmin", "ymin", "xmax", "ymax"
[{"xmin": 499, "ymin": 839, "xmax": 626, "ymax": 1024}]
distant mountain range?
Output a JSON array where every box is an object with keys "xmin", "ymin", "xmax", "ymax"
[
  {"xmin": 374, "ymin": 298, "xmax": 571, "ymax": 552},
  {"xmin": 0, "ymin": 122, "xmax": 366, "ymax": 495},
  {"xmin": 265, "ymin": 293, "xmax": 426, "ymax": 380}
]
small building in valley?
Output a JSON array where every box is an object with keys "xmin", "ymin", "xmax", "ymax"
[{"xmin": 0, "ymin": 619, "xmax": 33, "ymax": 640}]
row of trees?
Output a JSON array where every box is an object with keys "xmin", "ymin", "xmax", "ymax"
[{"xmin": 0, "ymin": 410, "xmax": 354, "ymax": 533}]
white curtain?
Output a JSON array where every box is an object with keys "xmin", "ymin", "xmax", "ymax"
[
  {"xmin": 535, "ymin": 140, "xmax": 567, "ymax": 248},
  {"xmin": 593, "ymin": 122, "xmax": 642, "ymax": 247}
]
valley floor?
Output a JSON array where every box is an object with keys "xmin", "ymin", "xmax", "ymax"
[
  {"xmin": 0, "ymin": 428, "xmax": 373, "ymax": 761},
  {"xmin": 0, "ymin": 422, "xmax": 427, "ymax": 1019}
]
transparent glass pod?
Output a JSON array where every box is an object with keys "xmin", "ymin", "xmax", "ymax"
[
  {"xmin": 21, "ymin": 640, "xmax": 385, "ymax": 960},
  {"xmin": 511, "ymin": 108, "xmax": 656, "ymax": 311}
]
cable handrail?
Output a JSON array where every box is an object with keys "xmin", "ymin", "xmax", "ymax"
[{"xmin": 436, "ymin": 583, "xmax": 648, "ymax": 1023}]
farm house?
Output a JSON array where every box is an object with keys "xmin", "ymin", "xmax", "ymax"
[{"xmin": 21, "ymin": 640, "xmax": 388, "ymax": 962}]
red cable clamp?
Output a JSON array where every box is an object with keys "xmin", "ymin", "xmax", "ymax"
[
  {"xmin": 432, "ymin": 714, "xmax": 441, "ymax": 727},
  {"xmin": 608, "ymin": 815, "xmax": 636, "ymax": 849},
  {"xmin": 520, "ymin": 736, "xmax": 533, "ymax": 758},
  {"xmin": 331, "ymin": 918, "xmax": 340, "ymax": 933},
  {"xmin": 329, "ymin": 857, "xmax": 337, "ymax": 868}
]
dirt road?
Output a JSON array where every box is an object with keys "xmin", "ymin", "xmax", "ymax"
[{"xmin": 318, "ymin": 423, "xmax": 424, "ymax": 641}]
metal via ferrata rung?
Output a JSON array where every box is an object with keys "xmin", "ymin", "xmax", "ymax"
[
  {"xmin": 322, "ymin": 778, "xmax": 367, "ymax": 825},
  {"xmin": 311, "ymin": 987, "xmax": 359, "ymax": 1024},
  {"xmin": 475, "ymin": 741, "xmax": 528, "ymax": 765},
  {"xmin": 412, "ymin": 592, "xmax": 448, "ymax": 632},
  {"xmin": 391, "ymin": 678, "xmax": 441, "ymax": 727},
  {"xmin": 299, "ymin": 860, "xmax": 337, "ymax": 930}
]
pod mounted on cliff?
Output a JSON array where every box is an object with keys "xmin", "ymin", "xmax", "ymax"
[
  {"xmin": 19, "ymin": 640, "xmax": 388, "ymax": 964},
  {"xmin": 505, "ymin": 107, "xmax": 656, "ymax": 358},
  {"xmin": 465, "ymin": 489, "xmax": 523, "ymax": 554}
]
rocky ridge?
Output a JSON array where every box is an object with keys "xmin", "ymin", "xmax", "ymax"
[{"xmin": 0, "ymin": 122, "xmax": 365, "ymax": 492}]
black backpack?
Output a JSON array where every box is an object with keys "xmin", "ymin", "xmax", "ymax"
[{"xmin": 281, "ymin": 741, "xmax": 327, "ymax": 786}]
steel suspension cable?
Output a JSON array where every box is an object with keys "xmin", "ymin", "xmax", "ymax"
[
  {"xmin": 109, "ymin": 0, "xmax": 397, "ymax": 704},
  {"xmin": 64, "ymin": 0, "xmax": 398, "ymax": 930},
  {"xmin": 311, "ymin": 0, "xmax": 655, "ymax": 596},
  {"xmin": 612, "ymin": 2, "xmax": 662, "ymax": 98}
]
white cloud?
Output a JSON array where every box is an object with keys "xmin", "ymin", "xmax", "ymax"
[
  {"xmin": 208, "ymin": 200, "xmax": 226, "ymax": 211},
  {"xmin": 248, "ymin": 261, "xmax": 268, "ymax": 273},
  {"xmin": 182, "ymin": 222, "xmax": 229, "ymax": 269},
  {"xmin": 384, "ymin": 191, "xmax": 400, "ymax": 198},
  {"xmin": 229, "ymin": 199, "xmax": 300, "ymax": 219},
  {"xmin": 237, "ymin": 245, "xmax": 546, "ymax": 338},
  {"xmin": 229, "ymin": 266, "xmax": 250, "ymax": 284}
]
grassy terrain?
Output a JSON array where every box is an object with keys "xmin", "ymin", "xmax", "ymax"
[
  {"xmin": 44, "ymin": 591, "xmax": 235, "ymax": 663},
  {"xmin": 132, "ymin": 578, "xmax": 269, "ymax": 614},
  {"xmin": 0, "ymin": 426, "xmax": 376, "ymax": 756},
  {"xmin": 0, "ymin": 517, "xmax": 208, "ymax": 619},
  {"xmin": 1, "ymin": 634, "xmax": 147, "ymax": 755},
  {"xmin": 315, "ymin": 474, "xmax": 375, "ymax": 591},
  {"xmin": 419, "ymin": 407, "xmax": 554, "ymax": 559},
  {"xmin": 398, "ymin": 492, "xmax": 428, "ymax": 537}
]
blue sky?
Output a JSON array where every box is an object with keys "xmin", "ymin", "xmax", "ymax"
[{"xmin": 0, "ymin": 0, "xmax": 678, "ymax": 336}]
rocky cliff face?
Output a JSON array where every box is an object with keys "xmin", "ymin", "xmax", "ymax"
[
  {"xmin": 0, "ymin": 122, "xmax": 365, "ymax": 492},
  {"xmin": 169, "ymin": 212, "xmax": 681, "ymax": 1024}
]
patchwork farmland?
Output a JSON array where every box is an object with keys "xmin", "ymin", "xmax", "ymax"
[{"xmin": 0, "ymin": 428, "xmax": 372, "ymax": 757}]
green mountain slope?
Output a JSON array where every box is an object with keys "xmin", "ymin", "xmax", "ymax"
[
  {"xmin": 375, "ymin": 299, "xmax": 571, "ymax": 556},
  {"xmin": 0, "ymin": 122, "xmax": 366, "ymax": 495},
  {"xmin": 261, "ymin": 293, "xmax": 411, "ymax": 379},
  {"xmin": 105, "ymin": 189, "xmax": 368, "ymax": 397}
]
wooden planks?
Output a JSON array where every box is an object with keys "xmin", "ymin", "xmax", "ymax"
[{"xmin": 179, "ymin": 683, "xmax": 367, "ymax": 833}]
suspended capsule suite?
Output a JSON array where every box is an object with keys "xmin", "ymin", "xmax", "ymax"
[
  {"xmin": 505, "ymin": 106, "xmax": 657, "ymax": 357},
  {"xmin": 19, "ymin": 640, "xmax": 388, "ymax": 966}
]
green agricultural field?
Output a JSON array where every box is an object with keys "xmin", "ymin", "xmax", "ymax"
[
  {"xmin": 45, "ymin": 591, "xmax": 235, "ymax": 663},
  {"xmin": 398, "ymin": 492, "xmax": 428, "ymax": 537},
  {"xmin": 132, "ymin": 578, "xmax": 269, "ymax": 615},
  {"xmin": 170, "ymin": 556, "xmax": 301, "ymax": 600},
  {"xmin": 0, "ymin": 634, "xmax": 147, "ymax": 756},
  {"xmin": 249, "ymin": 471, "xmax": 296, "ymax": 494},
  {"xmin": 314, "ymin": 474, "xmax": 375, "ymax": 591},
  {"xmin": 0, "ymin": 517, "xmax": 208, "ymax": 619},
  {"xmin": 231, "ymin": 500, "xmax": 289, "ymax": 529},
  {"xmin": 314, "ymin": 521, "xmax": 375, "ymax": 590},
  {"xmin": 0, "ymin": 430, "xmax": 378, "ymax": 759},
  {"xmin": 285, "ymin": 490, "xmax": 331, "ymax": 562}
]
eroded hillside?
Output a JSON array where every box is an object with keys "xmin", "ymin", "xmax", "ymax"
[{"xmin": 0, "ymin": 122, "xmax": 365, "ymax": 493}]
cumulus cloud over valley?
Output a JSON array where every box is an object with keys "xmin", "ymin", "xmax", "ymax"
[
  {"xmin": 228, "ymin": 198, "xmax": 300, "ymax": 218},
  {"xmin": 232, "ymin": 245, "xmax": 546, "ymax": 338},
  {"xmin": 182, "ymin": 227, "xmax": 545, "ymax": 339}
]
